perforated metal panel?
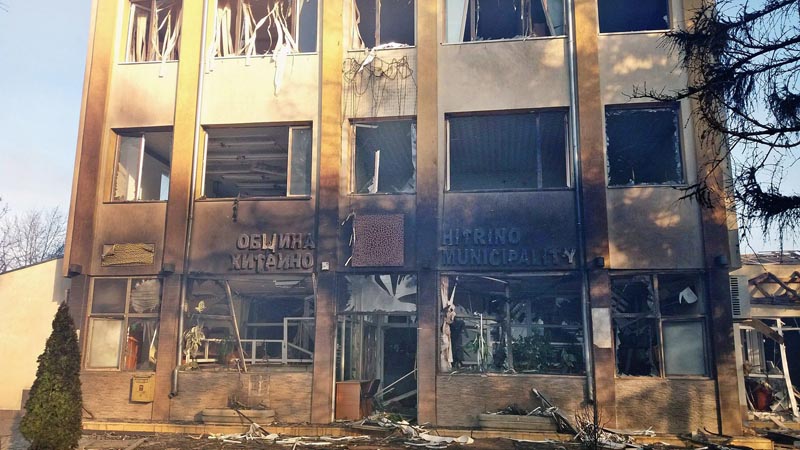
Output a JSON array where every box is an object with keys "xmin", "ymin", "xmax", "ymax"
[{"xmin": 352, "ymin": 214, "xmax": 404, "ymax": 267}]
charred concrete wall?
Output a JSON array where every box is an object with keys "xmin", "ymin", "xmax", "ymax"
[
  {"xmin": 81, "ymin": 372, "xmax": 155, "ymax": 420},
  {"xmin": 615, "ymin": 378, "xmax": 719, "ymax": 433},
  {"xmin": 170, "ymin": 370, "xmax": 313, "ymax": 423},
  {"xmin": 435, "ymin": 375, "xmax": 586, "ymax": 427}
]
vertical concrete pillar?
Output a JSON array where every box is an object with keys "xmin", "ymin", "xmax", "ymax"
[
  {"xmin": 573, "ymin": 0, "xmax": 616, "ymax": 425},
  {"xmin": 152, "ymin": 274, "xmax": 183, "ymax": 420},
  {"xmin": 64, "ymin": 0, "xmax": 119, "ymax": 276},
  {"xmin": 677, "ymin": 0, "xmax": 741, "ymax": 434},
  {"xmin": 152, "ymin": 0, "xmax": 206, "ymax": 421},
  {"xmin": 311, "ymin": 0, "xmax": 344, "ymax": 424},
  {"xmin": 415, "ymin": 0, "xmax": 439, "ymax": 425}
]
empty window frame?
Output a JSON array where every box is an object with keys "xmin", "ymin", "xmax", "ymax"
[
  {"xmin": 214, "ymin": 0, "xmax": 318, "ymax": 57},
  {"xmin": 611, "ymin": 273, "xmax": 708, "ymax": 377},
  {"xmin": 605, "ymin": 104, "xmax": 683, "ymax": 186},
  {"xmin": 598, "ymin": 0, "xmax": 670, "ymax": 33},
  {"xmin": 353, "ymin": 0, "xmax": 415, "ymax": 48},
  {"xmin": 440, "ymin": 274, "xmax": 584, "ymax": 374},
  {"xmin": 445, "ymin": 0, "xmax": 565, "ymax": 43},
  {"xmin": 447, "ymin": 110, "xmax": 569, "ymax": 191},
  {"xmin": 112, "ymin": 130, "xmax": 173, "ymax": 202},
  {"xmin": 183, "ymin": 276, "xmax": 315, "ymax": 366},
  {"xmin": 204, "ymin": 125, "xmax": 312, "ymax": 198},
  {"xmin": 86, "ymin": 278, "xmax": 162, "ymax": 370},
  {"xmin": 126, "ymin": 0, "xmax": 182, "ymax": 62},
  {"xmin": 353, "ymin": 119, "xmax": 416, "ymax": 194}
]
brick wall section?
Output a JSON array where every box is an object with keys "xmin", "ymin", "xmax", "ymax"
[
  {"xmin": 615, "ymin": 378, "xmax": 719, "ymax": 433},
  {"xmin": 436, "ymin": 375, "xmax": 586, "ymax": 427},
  {"xmin": 170, "ymin": 370, "xmax": 312, "ymax": 423},
  {"xmin": 81, "ymin": 372, "xmax": 154, "ymax": 420}
]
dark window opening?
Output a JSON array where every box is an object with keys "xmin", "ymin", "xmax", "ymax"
[
  {"xmin": 446, "ymin": 0, "xmax": 565, "ymax": 43},
  {"xmin": 611, "ymin": 273, "xmax": 707, "ymax": 377},
  {"xmin": 183, "ymin": 277, "xmax": 315, "ymax": 366},
  {"xmin": 204, "ymin": 125, "xmax": 312, "ymax": 198},
  {"xmin": 598, "ymin": 0, "xmax": 669, "ymax": 33},
  {"xmin": 605, "ymin": 104, "xmax": 683, "ymax": 186},
  {"xmin": 353, "ymin": 119, "xmax": 416, "ymax": 194},
  {"xmin": 113, "ymin": 131, "xmax": 173, "ymax": 202},
  {"xmin": 354, "ymin": 0, "xmax": 415, "ymax": 48},
  {"xmin": 214, "ymin": 0, "xmax": 318, "ymax": 57},
  {"xmin": 447, "ymin": 110, "xmax": 568, "ymax": 191}
]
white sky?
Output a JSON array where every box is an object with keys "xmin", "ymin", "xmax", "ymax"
[{"xmin": 0, "ymin": 0, "xmax": 791, "ymax": 253}]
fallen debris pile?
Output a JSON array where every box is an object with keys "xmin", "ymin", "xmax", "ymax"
[{"xmin": 348, "ymin": 413, "xmax": 474, "ymax": 449}]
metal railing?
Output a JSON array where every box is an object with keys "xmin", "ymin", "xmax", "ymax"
[{"xmin": 196, "ymin": 317, "xmax": 314, "ymax": 365}]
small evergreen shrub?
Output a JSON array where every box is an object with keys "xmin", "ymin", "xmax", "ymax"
[{"xmin": 20, "ymin": 302, "xmax": 83, "ymax": 450}]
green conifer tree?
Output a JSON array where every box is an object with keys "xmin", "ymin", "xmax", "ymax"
[{"xmin": 20, "ymin": 302, "xmax": 82, "ymax": 450}]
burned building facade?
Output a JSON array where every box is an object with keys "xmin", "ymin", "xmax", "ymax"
[{"xmin": 64, "ymin": 0, "xmax": 743, "ymax": 434}]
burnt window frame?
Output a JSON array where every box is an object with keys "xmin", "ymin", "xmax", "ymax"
[
  {"xmin": 353, "ymin": 0, "xmax": 417, "ymax": 48},
  {"xmin": 125, "ymin": 0, "xmax": 182, "ymax": 63},
  {"xmin": 85, "ymin": 277, "xmax": 163, "ymax": 371},
  {"xmin": 445, "ymin": 0, "xmax": 567, "ymax": 43},
  {"xmin": 604, "ymin": 102, "xmax": 685, "ymax": 187},
  {"xmin": 212, "ymin": 0, "xmax": 319, "ymax": 57},
  {"xmin": 445, "ymin": 109, "xmax": 571, "ymax": 193},
  {"xmin": 611, "ymin": 272, "xmax": 710, "ymax": 378},
  {"xmin": 109, "ymin": 128, "xmax": 173, "ymax": 203},
  {"xmin": 350, "ymin": 117, "xmax": 417, "ymax": 195},
  {"xmin": 597, "ymin": 0, "xmax": 672, "ymax": 34},
  {"xmin": 438, "ymin": 273, "xmax": 586, "ymax": 375},
  {"xmin": 200, "ymin": 123, "xmax": 313, "ymax": 200}
]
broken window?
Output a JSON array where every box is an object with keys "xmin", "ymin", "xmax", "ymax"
[
  {"xmin": 598, "ymin": 0, "xmax": 669, "ymax": 33},
  {"xmin": 447, "ymin": 110, "xmax": 568, "ymax": 191},
  {"xmin": 86, "ymin": 278, "xmax": 162, "ymax": 370},
  {"xmin": 336, "ymin": 274, "xmax": 417, "ymax": 414},
  {"xmin": 605, "ymin": 104, "xmax": 683, "ymax": 186},
  {"xmin": 353, "ymin": 119, "xmax": 416, "ymax": 194},
  {"xmin": 445, "ymin": 0, "xmax": 565, "ymax": 43},
  {"xmin": 439, "ymin": 274, "xmax": 584, "ymax": 374},
  {"xmin": 112, "ymin": 130, "xmax": 172, "ymax": 202},
  {"xmin": 203, "ymin": 125, "xmax": 312, "ymax": 198},
  {"xmin": 126, "ymin": 0, "xmax": 182, "ymax": 62},
  {"xmin": 213, "ymin": 0, "xmax": 318, "ymax": 57},
  {"xmin": 183, "ymin": 276, "xmax": 315, "ymax": 367},
  {"xmin": 740, "ymin": 318, "xmax": 800, "ymax": 418},
  {"xmin": 611, "ymin": 274, "xmax": 708, "ymax": 377},
  {"xmin": 352, "ymin": 0, "xmax": 415, "ymax": 48}
]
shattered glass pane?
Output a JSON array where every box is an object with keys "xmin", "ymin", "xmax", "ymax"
[
  {"xmin": 125, "ymin": 318, "xmax": 159, "ymax": 371},
  {"xmin": 92, "ymin": 279, "xmax": 128, "ymax": 314},
  {"xmin": 130, "ymin": 279, "xmax": 162, "ymax": 314},
  {"xmin": 606, "ymin": 105, "xmax": 683, "ymax": 186},
  {"xmin": 114, "ymin": 136, "xmax": 142, "ymax": 201},
  {"xmin": 354, "ymin": 120, "xmax": 416, "ymax": 193},
  {"xmin": 598, "ymin": 0, "xmax": 669, "ymax": 33},
  {"xmin": 113, "ymin": 131, "xmax": 173, "ymax": 202},
  {"xmin": 87, "ymin": 318, "xmax": 123, "ymax": 368},
  {"xmin": 298, "ymin": 0, "xmax": 319, "ymax": 52},
  {"xmin": 615, "ymin": 317, "xmax": 659, "ymax": 376},
  {"xmin": 339, "ymin": 274, "xmax": 418, "ymax": 312},
  {"xmin": 658, "ymin": 274, "xmax": 704, "ymax": 316},
  {"xmin": 663, "ymin": 321, "xmax": 706, "ymax": 375},
  {"xmin": 611, "ymin": 276, "xmax": 655, "ymax": 315},
  {"xmin": 379, "ymin": 0, "xmax": 415, "ymax": 45}
]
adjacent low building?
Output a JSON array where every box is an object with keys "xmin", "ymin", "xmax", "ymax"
[{"xmin": 64, "ymin": 0, "xmax": 745, "ymax": 434}]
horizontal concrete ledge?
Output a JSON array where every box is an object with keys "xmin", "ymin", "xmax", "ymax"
[{"xmin": 82, "ymin": 421, "xmax": 773, "ymax": 449}]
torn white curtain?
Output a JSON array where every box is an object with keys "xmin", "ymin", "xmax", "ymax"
[
  {"xmin": 128, "ymin": 0, "xmax": 181, "ymax": 62},
  {"xmin": 343, "ymin": 274, "xmax": 417, "ymax": 312},
  {"xmin": 439, "ymin": 279, "xmax": 456, "ymax": 372}
]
